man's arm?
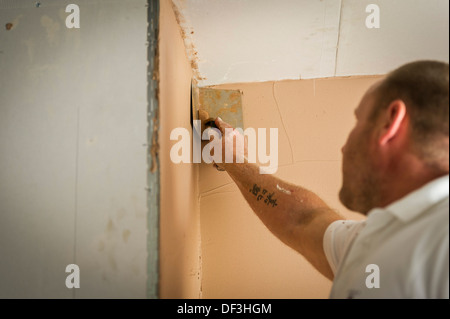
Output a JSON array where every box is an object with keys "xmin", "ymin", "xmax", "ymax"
[{"xmin": 214, "ymin": 118, "xmax": 343, "ymax": 280}]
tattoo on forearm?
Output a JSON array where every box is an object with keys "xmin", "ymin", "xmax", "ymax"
[{"xmin": 249, "ymin": 184, "xmax": 278, "ymax": 208}]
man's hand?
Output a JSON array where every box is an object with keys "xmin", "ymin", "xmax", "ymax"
[{"xmin": 211, "ymin": 117, "xmax": 248, "ymax": 171}]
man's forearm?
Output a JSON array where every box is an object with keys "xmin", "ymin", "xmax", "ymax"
[
  {"xmin": 224, "ymin": 161, "xmax": 340, "ymax": 254},
  {"xmin": 213, "ymin": 118, "xmax": 341, "ymax": 279}
]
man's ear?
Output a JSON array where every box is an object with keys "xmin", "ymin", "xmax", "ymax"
[{"xmin": 379, "ymin": 100, "xmax": 407, "ymax": 146}]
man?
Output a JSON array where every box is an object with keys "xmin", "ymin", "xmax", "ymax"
[{"xmin": 211, "ymin": 61, "xmax": 449, "ymax": 298}]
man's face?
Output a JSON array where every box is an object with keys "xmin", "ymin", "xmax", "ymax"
[{"xmin": 339, "ymin": 84, "xmax": 381, "ymax": 214}]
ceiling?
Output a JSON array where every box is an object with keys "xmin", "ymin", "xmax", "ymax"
[{"xmin": 171, "ymin": 0, "xmax": 449, "ymax": 87}]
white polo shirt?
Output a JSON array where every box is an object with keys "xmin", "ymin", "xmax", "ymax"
[{"xmin": 324, "ymin": 175, "xmax": 449, "ymax": 299}]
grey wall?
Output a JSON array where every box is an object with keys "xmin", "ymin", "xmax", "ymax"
[{"xmin": 0, "ymin": 0, "xmax": 149, "ymax": 298}]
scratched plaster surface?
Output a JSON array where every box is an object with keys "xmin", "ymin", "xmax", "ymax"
[{"xmin": 198, "ymin": 76, "xmax": 381, "ymax": 298}]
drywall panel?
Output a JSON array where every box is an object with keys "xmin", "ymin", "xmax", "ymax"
[
  {"xmin": 172, "ymin": 0, "xmax": 448, "ymax": 85},
  {"xmin": 172, "ymin": 0, "xmax": 341, "ymax": 86},
  {"xmin": 159, "ymin": 0, "xmax": 201, "ymax": 298},
  {"xmin": 0, "ymin": 0, "xmax": 148, "ymax": 298},
  {"xmin": 199, "ymin": 76, "xmax": 379, "ymax": 298},
  {"xmin": 74, "ymin": 0, "xmax": 149, "ymax": 298},
  {"xmin": 0, "ymin": 0, "xmax": 77, "ymax": 299},
  {"xmin": 336, "ymin": 0, "xmax": 449, "ymax": 76}
]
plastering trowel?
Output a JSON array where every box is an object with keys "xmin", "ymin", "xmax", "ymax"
[{"xmin": 190, "ymin": 81, "xmax": 244, "ymax": 137}]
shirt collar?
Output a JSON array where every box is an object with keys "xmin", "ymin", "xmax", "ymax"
[{"xmin": 384, "ymin": 174, "xmax": 449, "ymax": 223}]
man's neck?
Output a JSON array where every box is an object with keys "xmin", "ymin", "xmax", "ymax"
[{"xmin": 378, "ymin": 155, "xmax": 449, "ymax": 209}]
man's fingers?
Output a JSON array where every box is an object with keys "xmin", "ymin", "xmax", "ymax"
[
  {"xmin": 213, "ymin": 163, "xmax": 226, "ymax": 171},
  {"xmin": 215, "ymin": 117, "xmax": 233, "ymax": 135}
]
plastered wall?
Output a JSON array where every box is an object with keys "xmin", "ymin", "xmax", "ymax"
[
  {"xmin": 159, "ymin": 0, "xmax": 201, "ymax": 298},
  {"xmin": 198, "ymin": 76, "xmax": 382, "ymax": 298}
]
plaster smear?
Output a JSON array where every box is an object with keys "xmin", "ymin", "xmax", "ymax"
[
  {"xmin": 40, "ymin": 15, "xmax": 60, "ymax": 46},
  {"xmin": 11, "ymin": 14, "xmax": 24, "ymax": 29},
  {"xmin": 276, "ymin": 184, "xmax": 292, "ymax": 195}
]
